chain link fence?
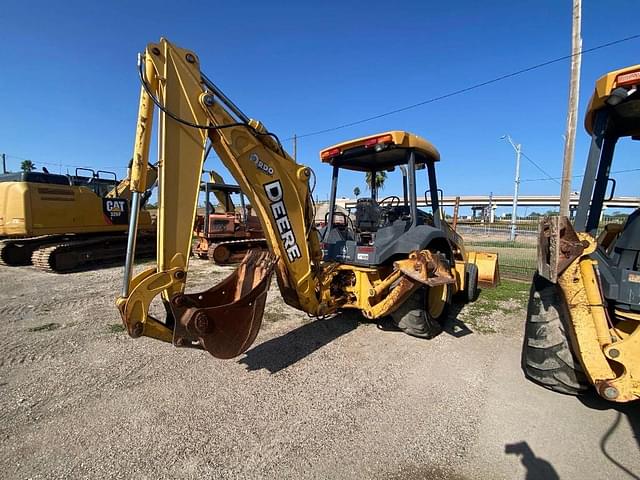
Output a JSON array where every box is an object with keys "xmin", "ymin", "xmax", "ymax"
[{"xmin": 457, "ymin": 215, "xmax": 629, "ymax": 280}]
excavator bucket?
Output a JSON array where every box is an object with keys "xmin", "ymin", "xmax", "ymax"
[
  {"xmin": 467, "ymin": 250, "xmax": 500, "ymax": 288},
  {"xmin": 169, "ymin": 250, "xmax": 277, "ymax": 359}
]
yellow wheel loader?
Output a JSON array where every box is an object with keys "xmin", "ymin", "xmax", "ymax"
[
  {"xmin": 116, "ymin": 38, "xmax": 498, "ymax": 359},
  {"xmin": 0, "ymin": 165, "xmax": 157, "ymax": 272},
  {"xmin": 523, "ymin": 65, "xmax": 640, "ymax": 403}
]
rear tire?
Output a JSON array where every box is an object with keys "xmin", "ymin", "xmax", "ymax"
[
  {"xmin": 391, "ymin": 285, "xmax": 449, "ymax": 339},
  {"xmin": 522, "ymin": 273, "xmax": 590, "ymax": 395}
]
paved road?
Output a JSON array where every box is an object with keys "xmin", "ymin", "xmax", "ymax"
[{"xmin": 0, "ymin": 261, "xmax": 637, "ymax": 479}]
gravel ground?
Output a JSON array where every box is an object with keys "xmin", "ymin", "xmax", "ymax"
[{"xmin": 0, "ymin": 260, "xmax": 638, "ymax": 479}]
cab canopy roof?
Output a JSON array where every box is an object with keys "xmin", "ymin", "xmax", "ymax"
[
  {"xmin": 199, "ymin": 182, "xmax": 242, "ymax": 194},
  {"xmin": 319, "ymin": 131, "xmax": 440, "ymax": 172},
  {"xmin": 585, "ymin": 64, "xmax": 640, "ymax": 135}
]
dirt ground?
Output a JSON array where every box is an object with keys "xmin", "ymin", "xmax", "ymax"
[{"xmin": 0, "ymin": 260, "xmax": 638, "ymax": 479}]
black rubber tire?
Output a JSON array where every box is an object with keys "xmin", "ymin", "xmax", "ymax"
[
  {"xmin": 465, "ymin": 263, "xmax": 479, "ymax": 303},
  {"xmin": 522, "ymin": 272, "xmax": 590, "ymax": 395},
  {"xmin": 390, "ymin": 287, "xmax": 444, "ymax": 339}
]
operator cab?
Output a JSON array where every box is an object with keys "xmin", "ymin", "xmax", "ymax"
[
  {"xmin": 0, "ymin": 167, "xmax": 119, "ymax": 198},
  {"xmin": 576, "ymin": 65, "xmax": 640, "ymax": 312},
  {"xmin": 69, "ymin": 168, "xmax": 119, "ymax": 197},
  {"xmin": 319, "ymin": 131, "xmax": 455, "ymax": 266}
]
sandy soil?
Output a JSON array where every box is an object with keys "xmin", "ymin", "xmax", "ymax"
[{"xmin": 0, "ymin": 260, "xmax": 638, "ymax": 479}]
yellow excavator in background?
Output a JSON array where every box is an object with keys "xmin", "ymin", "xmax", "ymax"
[
  {"xmin": 0, "ymin": 163, "xmax": 157, "ymax": 272},
  {"xmin": 523, "ymin": 65, "xmax": 640, "ymax": 403},
  {"xmin": 116, "ymin": 38, "xmax": 498, "ymax": 359}
]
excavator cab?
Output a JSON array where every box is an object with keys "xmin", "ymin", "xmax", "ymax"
[
  {"xmin": 69, "ymin": 168, "xmax": 120, "ymax": 198},
  {"xmin": 320, "ymin": 131, "xmax": 445, "ymax": 267}
]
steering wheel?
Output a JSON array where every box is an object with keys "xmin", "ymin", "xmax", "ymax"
[{"xmin": 379, "ymin": 195, "xmax": 401, "ymax": 207}]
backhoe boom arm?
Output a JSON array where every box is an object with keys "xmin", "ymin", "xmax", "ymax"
[{"xmin": 116, "ymin": 39, "xmax": 323, "ymax": 357}]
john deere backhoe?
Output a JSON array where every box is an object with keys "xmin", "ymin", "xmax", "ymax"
[
  {"xmin": 116, "ymin": 38, "xmax": 498, "ymax": 359},
  {"xmin": 523, "ymin": 65, "xmax": 640, "ymax": 403}
]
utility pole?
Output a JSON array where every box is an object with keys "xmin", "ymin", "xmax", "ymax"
[
  {"xmin": 293, "ymin": 134, "xmax": 297, "ymax": 161},
  {"xmin": 560, "ymin": 0, "xmax": 582, "ymax": 218},
  {"xmin": 502, "ymin": 135, "xmax": 522, "ymax": 241},
  {"xmin": 1, "ymin": 153, "xmax": 6, "ymax": 174},
  {"xmin": 452, "ymin": 196, "xmax": 460, "ymax": 231}
]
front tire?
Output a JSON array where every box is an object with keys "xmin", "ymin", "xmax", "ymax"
[
  {"xmin": 522, "ymin": 273, "xmax": 589, "ymax": 395},
  {"xmin": 464, "ymin": 263, "xmax": 479, "ymax": 303}
]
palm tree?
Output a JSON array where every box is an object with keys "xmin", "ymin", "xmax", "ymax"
[
  {"xmin": 365, "ymin": 171, "xmax": 387, "ymax": 191},
  {"xmin": 353, "ymin": 187, "xmax": 360, "ymax": 199},
  {"xmin": 20, "ymin": 160, "xmax": 35, "ymax": 172}
]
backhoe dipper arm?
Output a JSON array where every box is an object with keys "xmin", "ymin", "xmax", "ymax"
[{"xmin": 116, "ymin": 38, "xmax": 324, "ymax": 358}]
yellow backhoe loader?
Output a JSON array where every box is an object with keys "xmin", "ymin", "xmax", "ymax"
[
  {"xmin": 116, "ymin": 38, "xmax": 498, "ymax": 359},
  {"xmin": 0, "ymin": 163, "xmax": 157, "ymax": 272},
  {"xmin": 523, "ymin": 65, "xmax": 640, "ymax": 403}
]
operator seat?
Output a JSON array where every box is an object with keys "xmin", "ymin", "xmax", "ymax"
[
  {"xmin": 611, "ymin": 209, "xmax": 640, "ymax": 260},
  {"xmin": 355, "ymin": 198, "xmax": 381, "ymax": 232}
]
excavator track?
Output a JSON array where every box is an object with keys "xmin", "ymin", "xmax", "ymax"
[
  {"xmin": 207, "ymin": 238, "xmax": 267, "ymax": 265},
  {"xmin": 0, "ymin": 236, "xmax": 67, "ymax": 267},
  {"xmin": 30, "ymin": 235, "xmax": 156, "ymax": 273}
]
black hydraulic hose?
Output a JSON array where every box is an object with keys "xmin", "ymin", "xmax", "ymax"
[{"xmin": 137, "ymin": 57, "xmax": 287, "ymax": 156}]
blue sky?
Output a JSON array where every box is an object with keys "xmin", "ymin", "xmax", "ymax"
[{"xmin": 1, "ymin": 1, "xmax": 638, "ymax": 210}]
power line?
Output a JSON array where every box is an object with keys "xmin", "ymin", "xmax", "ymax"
[
  {"xmin": 288, "ymin": 33, "xmax": 640, "ymax": 141},
  {"xmin": 520, "ymin": 151, "xmax": 561, "ymax": 185},
  {"xmin": 522, "ymin": 167, "xmax": 640, "ymax": 183}
]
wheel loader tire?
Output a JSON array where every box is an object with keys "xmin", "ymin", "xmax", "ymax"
[
  {"xmin": 391, "ymin": 287, "xmax": 447, "ymax": 339},
  {"xmin": 522, "ymin": 273, "xmax": 590, "ymax": 396},
  {"xmin": 465, "ymin": 263, "xmax": 479, "ymax": 303}
]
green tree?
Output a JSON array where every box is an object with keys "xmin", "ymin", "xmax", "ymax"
[
  {"xmin": 353, "ymin": 186, "xmax": 361, "ymax": 198},
  {"xmin": 20, "ymin": 160, "xmax": 35, "ymax": 172},
  {"xmin": 365, "ymin": 171, "xmax": 387, "ymax": 191}
]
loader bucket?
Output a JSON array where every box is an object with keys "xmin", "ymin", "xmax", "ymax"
[
  {"xmin": 169, "ymin": 250, "xmax": 277, "ymax": 359},
  {"xmin": 537, "ymin": 215, "xmax": 585, "ymax": 283},
  {"xmin": 467, "ymin": 250, "xmax": 500, "ymax": 288}
]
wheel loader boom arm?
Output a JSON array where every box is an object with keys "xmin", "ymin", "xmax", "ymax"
[{"xmin": 117, "ymin": 39, "xmax": 323, "ymax": 347}]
